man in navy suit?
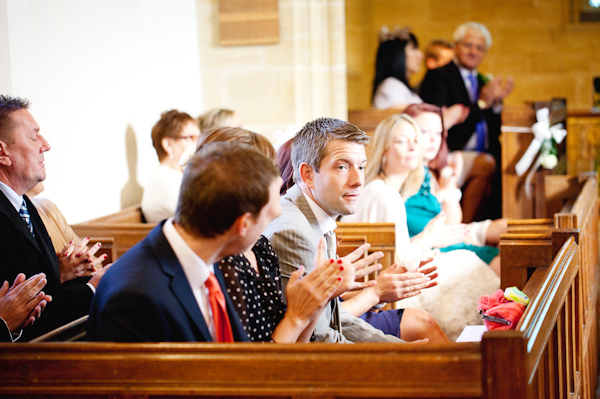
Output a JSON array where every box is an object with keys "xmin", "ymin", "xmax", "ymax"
[
  {"xmin": 0, "ymin": 95, "xmax": 109, "ymax": 341},
  {"xmin": 88, "ymin": 142, "xmax": 282, "ymax": 342},
  {"xmin": 420, "ymin": 22, "xmax": 514, "ymax": 220}
]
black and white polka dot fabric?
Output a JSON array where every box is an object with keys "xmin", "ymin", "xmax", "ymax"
[{"xmin": 218, "ymin": 235, "xmax": 286, "ymax": 342}]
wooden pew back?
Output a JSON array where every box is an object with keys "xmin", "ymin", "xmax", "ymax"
[
  {"xmin": 501, "ymin": 101, "xmax": 567, "ymax": 219},
  {"xmin": 336, "ymin": 222, "xmax": 396, "ymax": 276},
  {"xmin": 483, "ymin": 235, "xmax": 582, "ymax": 399},
  {"xmin": 0, "ymin": 232, "xmax": 583, "ymax": 399},
  {"xmin": 72, "ymin": 205, "xmax": 154, "ymax": 260},
  {"xmin": 500, "ymin": 174, "xmax": 597, "ymax": 290}
]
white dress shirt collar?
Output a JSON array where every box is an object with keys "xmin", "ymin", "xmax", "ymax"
[
  {"xmin": 162, "ymin": 217, "xmax": 216, "ymax": 339},
  {"xmin": 455, "ymin": 59, "xmax": 478, "ymax": 78},
  {"xmin": 301, "ymin": 190, "xmax": 338, "ymax": 235},
  {"xmin": 0, "ymin": 181, "xmax": 24, "ymax": 212}
]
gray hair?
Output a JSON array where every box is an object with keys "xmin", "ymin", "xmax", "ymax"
[
  {"xmin": 0, "ymin": 95, "xmax": 30, "ymax": 141},
  {"xmin": 453, "ymin": 22, "xmax": 492, "ymax": 50},
  {"xmin": 291, "ymin": 117, "xmax": 370, "ymax": 184}
]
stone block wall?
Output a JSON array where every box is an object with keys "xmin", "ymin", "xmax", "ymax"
[
  {"xmin": 346, "ymin": 0, "xmax": 600, "ymax": 111},
  {"xmin": 197, "ymin": 0, "xmax": 348, "ymax": 141}
]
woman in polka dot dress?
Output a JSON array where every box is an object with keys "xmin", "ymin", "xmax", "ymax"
[{"xmin": 218, "ymin": 235, "xmax": 286, "ymax": 342}]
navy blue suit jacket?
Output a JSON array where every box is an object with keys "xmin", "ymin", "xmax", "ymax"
[
  {"xmin": 420, "ymin": 61, "xmax": 502, "ymax": 163},
  {"xmin": 0, "ymin": 191, "xmax": 93, "ymax": 341},
  {"xmin": 87, "ymin": 222, "xmax": 249, "ymax": 342}
]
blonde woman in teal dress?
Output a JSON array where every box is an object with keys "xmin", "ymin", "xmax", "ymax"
[
  {"xmin": 403, "ymin": 104, "xmax": 507, "ymax": 275},
  {"xmin": 344, "ymin": 111, "xmax": 500, "ymax": 340}
]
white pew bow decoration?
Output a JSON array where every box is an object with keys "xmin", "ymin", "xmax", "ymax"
[{"xmin": 514, "ymin": 107, "xmax": 566, "ymax": 198}]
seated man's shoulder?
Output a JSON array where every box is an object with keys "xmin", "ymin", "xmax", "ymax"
[
  {"xmin": 264, "ymin": 196, "xmax": 312, "ymax": 238},
  {"xmin": 98, "ymin": 235, "xmax": 163, "ymax": 292}
]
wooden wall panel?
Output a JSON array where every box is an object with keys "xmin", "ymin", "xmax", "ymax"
[{"xmin": 218, "ymin": 0, "xmax": 279, "ymax": 46}]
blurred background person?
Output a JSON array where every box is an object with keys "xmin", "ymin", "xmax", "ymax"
[
  {"xmin": 424, "ymin": 39, "xmax": 454, "ymax": 71},
  {"xmin": 198, "ymin": 108, "xmax": 242, "ymax": 133},
  {"xmin": 141, "ymin": 110, "xmax": 200, "ymax": 223},
  {"xmin": 372, "ymin": 27, "xmax": 468, "ymax": 129},
  {"xmin": 420, "ymin": 22, "xmax": 514, "ymax": 221}
]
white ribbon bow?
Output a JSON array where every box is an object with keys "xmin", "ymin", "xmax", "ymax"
[{"xmin": 514, "ymin": 107, "xmax": 567, "ymax": 198}]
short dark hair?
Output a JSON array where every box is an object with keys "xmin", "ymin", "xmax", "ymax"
[
  {"xmin": 151, "ymin": 110, "xmax": 195, "ymax": 161},
  {"xmin": 291, "ymin": 117, "xmax": 370, "ymax": 184},
  {"xmin": 175, "ymin": 142, "xmax": 279, "ymax": 238},
  {"xmin": 0, "ymin": 95, "xmax": 30, "ymax": 141}
]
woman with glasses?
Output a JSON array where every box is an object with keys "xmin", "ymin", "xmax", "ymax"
[{"xmin": 141, "ymin": 110, "xmax": 200, "ymax": 223}]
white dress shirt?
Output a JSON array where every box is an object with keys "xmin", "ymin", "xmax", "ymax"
[
  {"xmin": 162, "ymin": 218, "xmax": 216, "ymax": 340},
  {"xmin": 0, "ymin": 181, "xmax": 23, "ymax": 212}
]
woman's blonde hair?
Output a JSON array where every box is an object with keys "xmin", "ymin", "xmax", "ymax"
[
  {"xmin": 198, "ymin": 108, "xmax": 237, "ymax": 132},
  {"xmin": 195, "ymin": 127, "xmax": 276, "ymax": 161},
  {"xmin": 365, "ymin": 113, "xmax": 425, "ymax": 199}
]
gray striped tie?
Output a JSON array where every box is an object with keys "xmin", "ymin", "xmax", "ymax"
[
  {"xmin": 324, "ymin": 230, "xmax": 337, "ymax": 259},
  {"xmin": 19, "ymin": 200, "xmax": 34, "ymax": 237}
]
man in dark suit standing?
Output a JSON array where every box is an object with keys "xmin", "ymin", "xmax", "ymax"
[
  {"xmin": 420, "ymin": 22, "xmax": 514, "ymax": 220},
  {"xmin": 88, "ymin": 143, "xmax": 282, "ymax": 342},
  {"xmin": 0, "ymin": 95, "xmax": 109, "ymax": 341}
]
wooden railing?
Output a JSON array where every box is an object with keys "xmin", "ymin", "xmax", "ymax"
[
  {"xmin": 0, "ymin": 230, "xmax": 583, "ymax": 399},
  {"xmin": 72, "ymin": 204, "xmax": 153, "ymax": 259}
]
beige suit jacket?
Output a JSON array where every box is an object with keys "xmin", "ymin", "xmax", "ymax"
[{"xmin": 263, "ymin": 184, "xmax": 403, "ymax": 343}]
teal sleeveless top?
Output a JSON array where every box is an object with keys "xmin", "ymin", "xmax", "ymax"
[{"xmin": 404, "ymin": 168, "xmax": 499, "ymax": 264}]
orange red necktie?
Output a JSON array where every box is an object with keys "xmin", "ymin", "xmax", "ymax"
[{"xmin": 204, "ymin": 273, "xmax": 234, "ymax": 342}]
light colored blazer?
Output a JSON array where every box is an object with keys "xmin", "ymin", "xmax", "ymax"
[{"xmin": 263, "ymin": 184, "xmax": 403, "ymax": 343}]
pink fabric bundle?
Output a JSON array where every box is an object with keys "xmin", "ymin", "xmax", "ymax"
[{"xmin": 478, "ymin": 289, "xmax": 526, "ymax": 331}]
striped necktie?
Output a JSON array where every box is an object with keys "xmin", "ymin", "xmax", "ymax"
[
  {"xmin": 468, "ymin": 73, "xmax": 487, "ymax": 152},
  {"xmin": 19, "ymin": 200, "xmax": 35, "ymax": 237},
  {"xmin": 324, "ymin": 230, "xmax": 337, "ymax": 259}
]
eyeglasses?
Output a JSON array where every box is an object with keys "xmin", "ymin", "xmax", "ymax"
[{"xmin": 459, "ymin": 41, "xmax": 486, "ymax": 53}]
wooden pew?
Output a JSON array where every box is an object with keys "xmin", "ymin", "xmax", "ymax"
[
  {"xmin": 72, "ymin": 204, "xmax": 154, "ymax": 260},
  {"xmin": 566, "ymin": 110, "xmax": 600, "ymax": 178},
  {"xmin": 483, "ymin": 235, "xmax": 583, "ymax": 398},
  {"xmin": 501, "ymin": 100, "xmax": 567, "ymax": 219},
  {"xmin": 0, "ymin": 230, "xmax": 584, "ymax": 399},
  {"xmin": 348, "ymin": 108, "xmax": 401, "ymax": 161},
  {"xmin": 499, "ymin": 174, "xmax": 599, "ymax": 399},
  {"xmin": 500, "ymin": 174, "xmax": 597, "ymax": 290},
  {"xmin": 336, "ymin": 222, "xmax": 396, "ymax": 277},
  {"xmin": 348, "ymin": 108, "xmax": 401, "ymax": 136}
]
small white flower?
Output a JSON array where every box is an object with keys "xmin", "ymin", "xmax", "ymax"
[{"xmin": 541, "ymin": 153, "xmax": 558, "ymax": 169}]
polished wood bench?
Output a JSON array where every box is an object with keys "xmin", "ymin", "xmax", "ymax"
[
  {"xmin": 498, "ymin": 173, "xmax": 599, "ymax": 399},
  {"xmin": 336, "ymin": 222, "xmax": 395, "ymax": 280},
  {"xmin": 0, "ymin": 230, "xmax": 585, "ymax": 399},
  {"xmin": 500, "ymin": 174, "xmax": 597, "ymax": 290},
  {"xmin": 72, "ymin": 204, "xmax": 154, "ymax": 259}
]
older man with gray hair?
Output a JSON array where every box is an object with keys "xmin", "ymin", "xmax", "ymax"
[{"xmin": 420, "ymin": 22, "xmax": 513, "ymax": 221}]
